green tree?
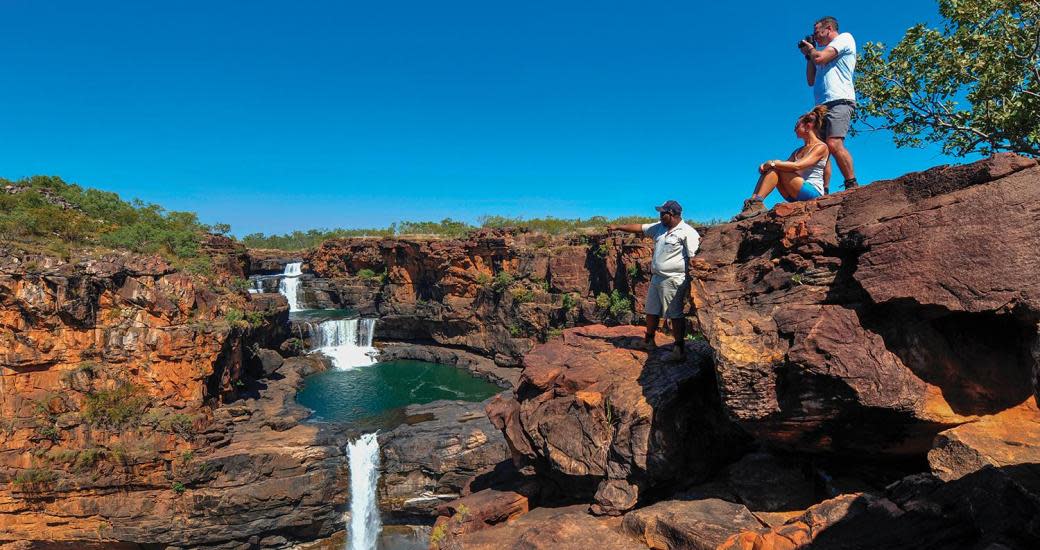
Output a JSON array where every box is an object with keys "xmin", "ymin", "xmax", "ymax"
[{"xmin": 857, "ymin": 0, "xmax": 1039, "ymax": 156}]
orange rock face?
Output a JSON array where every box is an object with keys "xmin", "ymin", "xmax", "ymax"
[
  {"xmin": 302, "ymin": 230, "xmax": 662, "ymax": 365},
  {"xmin": 0, "ymin": 247, "xmax": 315, "ymax": 546}
]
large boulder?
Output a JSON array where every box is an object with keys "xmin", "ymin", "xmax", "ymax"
[
  {"xmin": 691, "ymin": 153, "xmax": 1040, "ymax": 454},
  {"xmin": 487, "ymin": 325, "xmax": 749, "ymax": 515},
  {"xmin": 378, "ymin": 400, "xmax": 510, "ymax": 518}
]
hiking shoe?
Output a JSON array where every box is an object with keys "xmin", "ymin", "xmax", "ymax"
[
  {"xmin": 733, "ymin": 198, "xmax": 765, "ymax": 221},
  {"xmin": 632, "ymin": 338, "xmax": 657, "ymax": 352},
  {"xmin": 842, "ymin": 178, "xmax": 859, "ymax": 190}
]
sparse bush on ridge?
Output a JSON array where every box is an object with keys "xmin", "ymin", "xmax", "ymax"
[{"xmin": 0, "ymin": 175, "xmax": 225, "ymax": 265}]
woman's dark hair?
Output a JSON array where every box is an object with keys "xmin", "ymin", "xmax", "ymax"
[{"xmin": 799, "ymin": 105, "xmax": 829, "ymax": 139}]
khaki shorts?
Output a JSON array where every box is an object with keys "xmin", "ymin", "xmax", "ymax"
[{"xmin": 645, "ymin": 276, "xmax": 689, "ymax": 319}]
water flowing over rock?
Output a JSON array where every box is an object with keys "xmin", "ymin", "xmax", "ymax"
[
  {"xmin": 296, "ymin": 231, "xmax": 658, "ymax": 366},
  {"xmin": 278, "ymin": 261, "xmax": 304, "ymax": 312},
  {"xmin": 348, "ymin": 432, "xmax": 382, "ymax": 550},
  {"xmin": 307, "ymin": 317, "xmax": 378, "ymax": 369},
  {"xmin": 690, "ymin": 153, "xmax": 1040, "ymax": 454}
]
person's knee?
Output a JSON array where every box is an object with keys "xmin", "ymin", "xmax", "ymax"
[{"xmin": 827, "ymin": 137, "xmax": 847, "ymax": 153}]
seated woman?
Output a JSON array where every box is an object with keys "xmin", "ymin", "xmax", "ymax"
[{"xmin": 735, "ymin": 105, "xmax": 830, "ymax": 220}]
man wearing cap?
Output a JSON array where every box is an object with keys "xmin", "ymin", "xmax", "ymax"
[{"xmin": 608, "ymin": 200, "xmax": 700, "ymax": 361}]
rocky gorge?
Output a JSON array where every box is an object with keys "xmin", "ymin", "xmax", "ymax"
[{"xmin": 1, "ymin": 153, "xmax": 1038, "ymax": 549}]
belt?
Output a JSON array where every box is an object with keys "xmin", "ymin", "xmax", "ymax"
[{"xmin": 823, "ymin": 99, "xmax": 856, "ymax": 107}]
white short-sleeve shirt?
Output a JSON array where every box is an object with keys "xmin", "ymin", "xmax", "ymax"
[
  {"xmin": 641, "ymin": 220, "xmax": 700, "ymax": 280},
  {"xmin": 814, "ymin": 32, "xmax": 857, "ymax": 105}
]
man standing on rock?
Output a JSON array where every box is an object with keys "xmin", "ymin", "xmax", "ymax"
[
  {"xmin": 608, "ymin": 200, "xmax": 700, "ymax": 361},
  {"xmin": 799, "ymin": 15, "xmax": 858, "ymax": 191}
]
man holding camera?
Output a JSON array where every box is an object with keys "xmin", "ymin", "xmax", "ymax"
[{"xmin": 799, "ymin": 16, "xmax": 858, "ymax": 192}]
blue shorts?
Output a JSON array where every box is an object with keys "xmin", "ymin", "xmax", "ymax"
[{"xmin": 791, "ymin": 183, "xmax": 823, "ymax": 202}]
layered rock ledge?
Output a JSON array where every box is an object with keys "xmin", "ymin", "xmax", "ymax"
[
  {"xmin": 487, "ymin": 325, "xmax": 748, "ymax": 515},
  {"xmin": 691, "ymin": 153, "xmax": 1040, "ymax": 454}
]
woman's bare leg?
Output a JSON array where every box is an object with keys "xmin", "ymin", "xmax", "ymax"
[
  {"xmin": 777, "ymin": 173, "xmax": 806, "ymax": 201},
  {"xmin": 752, "ymin": 171, "xmax": 779, "ymax": 199}
]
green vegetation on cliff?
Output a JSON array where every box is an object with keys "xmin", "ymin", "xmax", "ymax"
[{"xmin": 1, "ymin": 175, "xmax": 225, "ymax": 266}]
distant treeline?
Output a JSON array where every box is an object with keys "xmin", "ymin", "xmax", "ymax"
[
  {"xmin": 1, "ymin": 175, "xmax": 223, "ymax": 271},
  {"xmin": 240, "ymin": 215, "xmax": 721, "ymax": 250},
  {"xmin": 1, "ymin": 174, "xmax": 719, "ymax": 259}
]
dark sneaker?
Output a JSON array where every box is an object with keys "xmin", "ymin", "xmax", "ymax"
[
  {"xmin": 843, "ymin": 178, "xmax": 859, "ymax": 190},
  {"xmin": 733, "ymin": 198, "xmax": 765, "ymax": 221}
]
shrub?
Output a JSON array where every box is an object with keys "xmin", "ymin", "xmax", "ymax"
[
  {"xmin": 597, "ymin": 290, "xmax": 631, "ymax": 317},
  {"xmin": 82, "ymin": 384, "xmax": 150, "ymax": 429},
  {"xmin": 561, "ymin": 293, "xmax": 578, "ymax": 311},
  {"xmin": 626, "ymin": 264, "xmax": 643, "ymax": 279},
  {"xmin": 159, "ymin": 414, "xmax": 196, "ymax": 438},
  {"xmin": 172, "ymin": 481, "xmax": 186, "ymax": 494},
  {"xmin": 508, "ymin": 324, "xmax": 524, "ymax": 337},
  {"xmin": 356, "ymin": 268, "xmax": 376, "ymax": 279},
  {"xmin": 491, "ymin": 271, "xmax": 514, "ymax": 292},
  {"xmin": 12, "ymin": 468, "xmax": 57, "ymax": 488},
  {"xmin": 510, "ymin": 287, "xmax": 535, "ymax": 304},
  {"xmin": 475, "ymin": 272, "xmax": 492, "ymax": 286},
  {"xmin": 547, "ymin": 328, "xmax": 564, "ymax": 340}
]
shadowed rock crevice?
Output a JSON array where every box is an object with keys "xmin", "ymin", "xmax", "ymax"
[{"xmin": 860, "ymin": 301, "xmax": 1037, "ymax": 416}]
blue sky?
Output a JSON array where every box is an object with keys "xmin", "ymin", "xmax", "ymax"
[{"xmin": 0, "ymin": 1, "xmax": 966, "ymax": 235}]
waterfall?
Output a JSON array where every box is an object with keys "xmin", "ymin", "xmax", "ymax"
[
  {"xmin": 347, "ymin": 432, "xmax": 381, "ymax": 550},
  {"xmin": 308, "ymin": 318, "xmax": 378, "ymax": 369},
  {"xmin": 278, "ymin": 262, "xmax": 303, "ymax": 312},
  {"xmin": 247, "ymin": 277, "xmax": 264, "ymax": 294}
]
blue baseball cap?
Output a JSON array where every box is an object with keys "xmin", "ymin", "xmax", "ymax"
[{"xmin": 654, "ymin": 200, "xmax": 682, "ymax": 215}]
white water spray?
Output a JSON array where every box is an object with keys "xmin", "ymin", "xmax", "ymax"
[
  {"xmin": 348, "ymin": 432, "xmax": 381, "ymax": 550},
  {"xmin": 308, "ymin": 318, "xmax": 378, "ymax": 369},
  {"xmin": 247, "ymin": 277, "xmax": 265, "ymax": 294},
  {"xmin": 278, "ymin": 262, "xmax": 303, "ymax": 312}
]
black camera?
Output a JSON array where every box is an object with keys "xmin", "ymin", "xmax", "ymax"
[{"xmin": 798, "ymin": 35, "xmax": 815, "ymax": 49}]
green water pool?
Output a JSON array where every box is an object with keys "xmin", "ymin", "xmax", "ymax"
[{"xmin": 294, "ymin": 359, "xmax": 503, "ymax": 426}]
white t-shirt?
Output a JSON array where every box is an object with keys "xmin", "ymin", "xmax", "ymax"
[
  {"xmin": 641, "ymin": 220, "xmax": 700, "ymax": 280},
  {"xmin": 814, "ymin": 32, "xmax": 857, "ymax": 105}
]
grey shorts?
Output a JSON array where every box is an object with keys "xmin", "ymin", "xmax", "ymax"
[
  {"xmin": 645, "ymin": 276, "xmax": 689, "ymax": 319},
  {"xmin": 822, "ymin": 102, "xmax": 855, "ymax": 139}
]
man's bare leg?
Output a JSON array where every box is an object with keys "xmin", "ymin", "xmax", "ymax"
[
  {"xmin": 670, "ymin": 317, "xmax": 687, "ymax": 361},
  {"xmin": 645, "ymin": 314, "xmax": 661, "ymax": 347},
  {"xmin": 827, "ymin": 137, "xmax": 857, "ymax": 188}
]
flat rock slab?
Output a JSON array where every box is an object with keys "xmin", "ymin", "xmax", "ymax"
[
  {"xmin": 448, "ymin": 505, "xmax": 648, "ymax": 550},
  {"xmin": 929, "ymin": 399, "xmax": 1040, "ymax": 489},
  {"xmin": 488, "ymin": 325, "xmax": 747, "ymax": 515},
  {"xmin": 622, "ymin": 497, "xmax": 766, "ymax": 550}
]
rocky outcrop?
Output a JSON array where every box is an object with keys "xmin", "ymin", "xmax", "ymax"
[
  {"xmin": 378, "ymin": 400, "xmax": 510, "ymax": 519},
  {"xmin": 486, "ymin": 325, "xmax": 749, "ymax": 515},
  {"xmin": 691, "ymin": 153, "xmax": 1040, "ymax": 454},
  {"xmin": 275, "ymin": 231, "xmax": 661, "ymax": 366},
  {"xmin": 0, "ymin": 247, "xmax": 356, "ymax": 548}
]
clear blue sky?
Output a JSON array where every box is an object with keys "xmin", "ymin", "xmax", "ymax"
[{"xmin": 0, "ymin": 1, "xmax": 969, "ymax": 235}]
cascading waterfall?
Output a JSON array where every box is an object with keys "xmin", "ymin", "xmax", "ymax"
[
  {"xmin": 308, "ymin": 318, "xmax": 378, "ymax": 369},
  {"xmin": 347, "ymin": 432, "xmax": 381, "ymax": 550},
  {"xmin": 248, "ymin": 277, "xmax": 265, "ymax": 294},
  {"xmin": 278, "ymin": 262, "xmax": 303, "ymax": 312}
]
